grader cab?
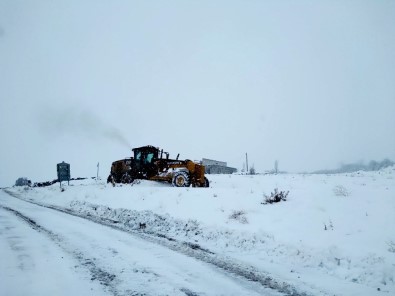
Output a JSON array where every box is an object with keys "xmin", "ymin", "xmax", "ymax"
[{"xmin": 107, "ymin": 145, "xmax": 209, "ymax": 187}]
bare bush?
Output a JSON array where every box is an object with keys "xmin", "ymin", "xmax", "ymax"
[
  {"xmin": 15, "ymin": 177, "xmax": 31, "ymax": 187},
  {"xmin": 262, "ymin": 188, "xmax": 289, "ymax": 204},
  {"xmin": 229, "ymin": 210, "xmax": 248, "ymax": 224},
  {"xmin": 333, "ymin": 185, "xmax": 350, "ymax": 197},
  {"xmin": 388, "ymin": 241, "xmax": 395, "ymax": 253},
  {"xmin": 323, "ymin": 219, "xmax": 334, "ymax": 231}
]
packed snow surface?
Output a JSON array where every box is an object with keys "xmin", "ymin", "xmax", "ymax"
[{"xmin": 2, "ymin": 166, "xmax": 395, "ymax": 295}]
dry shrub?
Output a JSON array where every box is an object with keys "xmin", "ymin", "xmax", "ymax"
[
  {"xmin": 262, "ymin": 188, "xmax": 289, "ymax": 204},
  {"xmin": 229, "ymin": 210, "xmax": 248, "ymax": 224},
  {"xmin": 333, "ymin": 185, "xmax": 350, "ymax": 197}
]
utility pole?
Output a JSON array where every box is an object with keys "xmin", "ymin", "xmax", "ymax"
[
  {"xmin": 97, "ymin": 162, "xmax": 100, "ymax": 181},
  {"xmin": 246, "ymin": 153, "xmax": 249, "ymax": 175}
]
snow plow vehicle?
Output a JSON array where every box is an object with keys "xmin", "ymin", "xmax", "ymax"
[{"xmin": 107, "ymin": 145, "xmax": 209, "ymax": 187}]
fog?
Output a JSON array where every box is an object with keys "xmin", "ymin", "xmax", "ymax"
[{"xmin": 1, "ymin": 0, "xmax": 394, "ymax": 187}]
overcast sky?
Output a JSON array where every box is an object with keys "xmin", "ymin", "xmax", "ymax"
[{"xmin": 1, "ymin": 0, "xmax": 394, "ymax": 186}]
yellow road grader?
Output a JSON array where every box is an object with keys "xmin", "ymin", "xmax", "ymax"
[{"xmin": 107, "ymin": 145, "xmax": 209, "ymax": 187}]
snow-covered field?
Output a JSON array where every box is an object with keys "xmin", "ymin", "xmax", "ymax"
[{"xmin": 1, "ymin": 167, "xmax": 394, "ymax": 295}]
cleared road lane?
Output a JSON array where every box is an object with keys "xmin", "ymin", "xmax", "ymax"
[{"xmin": 0, "ymin": 191, "xmax": 284, "ymax": 296}]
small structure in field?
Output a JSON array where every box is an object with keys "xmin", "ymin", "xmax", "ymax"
[{"xmin": 202, "ymin": 158, "xmax": 237, "ymax": 174}]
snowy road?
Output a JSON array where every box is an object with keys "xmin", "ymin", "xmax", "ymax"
[{"xmin": 0, "ymin": 191, "xmax": 285, "ymax": 296}]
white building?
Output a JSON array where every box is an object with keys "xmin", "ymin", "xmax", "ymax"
[{"xmin": 202, "ymin": 158, "xmax": 237, "ymax": 174}]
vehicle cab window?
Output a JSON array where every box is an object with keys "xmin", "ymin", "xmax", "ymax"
[
  {"xmin": 135, "ymin": 151, "xmax": 141, "ymax": 160},
  {"xmin": 145, "ymin": 153, "xmax": 154, "ymax": 164}
]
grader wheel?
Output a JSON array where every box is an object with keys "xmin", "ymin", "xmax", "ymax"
[
  {"xmin": 121, "ymin": 173, "xmax": 134, "ymax": 184},
  {"xmin": 172, "ymin": 172, "xmax": 190, "ymax": 187}
]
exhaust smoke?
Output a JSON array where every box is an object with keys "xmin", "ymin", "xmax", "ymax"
[{"xmin": 38, "ymin": 107, "xmax": 131, "ymax": 149}]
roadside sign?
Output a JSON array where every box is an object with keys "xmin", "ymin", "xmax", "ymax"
[{"xmin": 57, "ymin": 161, "xmax": 70, "ymax": 186}]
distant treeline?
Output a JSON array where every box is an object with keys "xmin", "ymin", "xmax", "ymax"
[{"xmin": 313, "ymin": 159, "xmax": 394, "ymax": 174}]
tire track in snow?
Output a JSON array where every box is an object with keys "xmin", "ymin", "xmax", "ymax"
[
  {"xmin": 0, "ymin": 205, "xmax": 145, "ymax": 296},
  {"xmin": 3, "ymin": 189, "xmax": 317, "ymax": 296}
]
